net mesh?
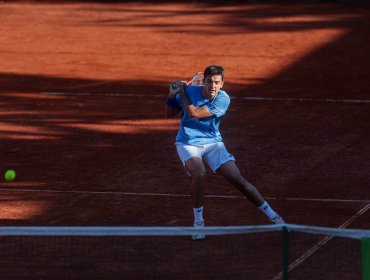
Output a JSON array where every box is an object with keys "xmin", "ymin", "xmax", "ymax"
[{"xmin": 0, "ymin": 225, "xmax": 369, "ymax": 280}]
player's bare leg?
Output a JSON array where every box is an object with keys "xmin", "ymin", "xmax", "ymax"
[
  {"xmin": 185, "ymin": 157, "xmax": 206, "ymax": 240},
  {"xmin": 185, "ymin": 157, "xmax": 206, "ymax": 208},
  {"xmin": 217, "ymin": 160, "xmax": 285, "ymax": 224},
  {"xmin": 217, "ymin": 160, "xmax": 264, "ymax": 206}
]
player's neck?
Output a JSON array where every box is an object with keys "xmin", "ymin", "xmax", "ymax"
[{"xmin": 202, "ymin": 88, "xmax": 216, "ymax": 100}]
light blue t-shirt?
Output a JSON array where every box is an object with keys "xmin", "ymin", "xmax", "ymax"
[{"xmin": 175, "ymin": 85, "xmax": 230, "ymax": 145}]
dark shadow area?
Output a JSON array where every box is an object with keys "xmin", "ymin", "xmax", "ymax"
[
  {"xmin": 0, "ymin": 73, "xmax": 167, "ymax": 95},
  {"xmin": 0, "ymin": 74, "xmax": 187, "ymax": 227},
  {"xmin": 242, "ymin": 6, "xmax": 370, "ymax": 100}
]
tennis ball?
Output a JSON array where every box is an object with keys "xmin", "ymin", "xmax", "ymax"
[{"xmin": 5, "ymin": 169, "xmax": 16, "ymax": 181}]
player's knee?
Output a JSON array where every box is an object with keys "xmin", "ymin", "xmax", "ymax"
[{"xmin": 190, "ymin": 169, "xmax": 206, "ymax": 182}]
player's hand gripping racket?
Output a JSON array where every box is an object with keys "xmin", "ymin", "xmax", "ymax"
[{"xmin": 168, "ymin": 72, "xmax": 204, "ymax": 98}]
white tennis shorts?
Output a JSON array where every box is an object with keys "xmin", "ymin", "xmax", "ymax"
[{"xmin": 175, "ymin": 142, "xmax": 235, "ymax": 173}]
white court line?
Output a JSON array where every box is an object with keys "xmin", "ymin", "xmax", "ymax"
[
  {"xmin": 240, "ymin": 96, "xmax": 370, "ymax": 104},
  {"xmin": 0, "ymin": 187, "xmax": 369, "ymax": 204},
  {"xmin": 64, "ymin": 81, "xmax": 113, "ymax": 90},
  {"xmin": 41, "ymin": 91, "xmax": 165, "ymax": 98},
  {"xmin": 271, "ymin": 203, "xmax": 370, "ymax": 280},
  {"xmin": 40, "ymin": 91, "xmax": 370, "ymax": 104}
]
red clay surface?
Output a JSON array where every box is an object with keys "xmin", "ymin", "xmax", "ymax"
[{"xmin": 0, "ymin": 1, "xmax": 370, "ymax": 279}]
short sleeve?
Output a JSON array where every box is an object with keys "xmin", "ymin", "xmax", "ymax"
[{"xmin": 204, "ymin": 92, "xmax": 230, "ymax": 118}]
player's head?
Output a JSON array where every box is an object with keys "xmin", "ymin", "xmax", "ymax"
[
  {"xmin": 203, "ymin": 65, "xmax": 224, "ymax": 99},
  {"xmin": 203, "ymin": 65, "xmax": 224, "ymax": 81}
]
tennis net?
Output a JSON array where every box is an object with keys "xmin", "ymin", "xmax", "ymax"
[{"xmin": 0, "ymin": 224, "xmax": 369, "ymax": 280}]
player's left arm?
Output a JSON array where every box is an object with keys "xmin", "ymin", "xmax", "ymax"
[
  {"xmin": 165, "ymin": 80, "xmax": 185, "ymax": 118},
  {"xmin": 165, "ymin": 100, "xmax": 180, "ymax": 117},
  {"xmin": 179, "ymin": 87, "xmax": 213, "ymax": 119}
]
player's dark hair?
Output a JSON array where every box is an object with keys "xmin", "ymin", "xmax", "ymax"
[{"xmin": 203, "ymin": 65, "xmax": 224, "ymax": 81}]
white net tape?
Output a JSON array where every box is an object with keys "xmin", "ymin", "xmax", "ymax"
[{"xmin": 0, "ymin": 224, "xmax": 369, "ymax": 239}]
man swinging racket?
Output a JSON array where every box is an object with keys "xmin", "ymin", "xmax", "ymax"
[{"xmin": 165, "ymin": 65, "xmax": 285, "ymax": 240}]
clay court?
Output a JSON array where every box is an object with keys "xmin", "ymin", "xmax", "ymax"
[{"xmin": 0, "ymin": 1, "xmax": 370, "ymax": 279}]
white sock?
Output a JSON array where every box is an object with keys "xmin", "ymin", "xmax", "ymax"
[
  {"xmin": 193, "ymin": 206, "xmax": 204, "ymax": 223},
  {"xmin": 258, "ymin": 201, "xmax": 277, "ymax": 220}
]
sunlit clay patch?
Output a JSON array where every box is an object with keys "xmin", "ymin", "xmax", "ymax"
[
  {"xmin": 0, "ymin": 200, "xmax": 47, "ymax": 220},
  {"xmin": 240, "ymin": 28, "xmax": 350, "ymax": 84},
  {"xmin": 0, "ymin": 122, "xmax": 64, "ymax": 140},
  {"xmin": 63, "ymin": 119, "xmax": 179, "ymax": 134},
  {"xmin": 1, "ymin": 92, "xmax": 66, "ymax": 100}
]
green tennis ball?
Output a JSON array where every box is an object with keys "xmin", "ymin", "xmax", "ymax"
[{"xmin": 5, "ymin": 169, "xmax": 16, "ymax": 181}]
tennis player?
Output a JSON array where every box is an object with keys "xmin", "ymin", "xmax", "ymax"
[{"xmin": 165, "ymin": 65, "xmax": 285, "ymax": 240}]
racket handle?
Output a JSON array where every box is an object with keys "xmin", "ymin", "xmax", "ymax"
[{"xmin": 171, "ymin": 81, "xmax": 179, "ymax": 89}]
